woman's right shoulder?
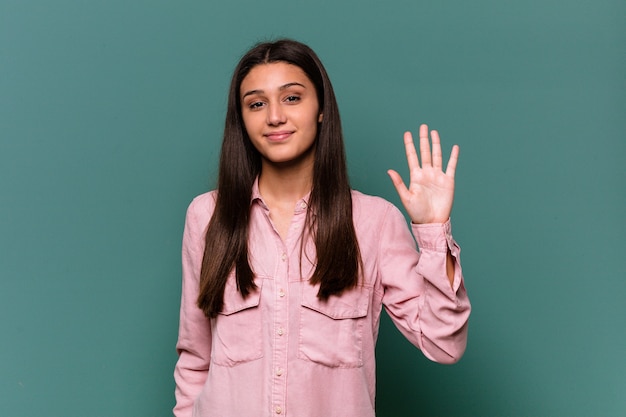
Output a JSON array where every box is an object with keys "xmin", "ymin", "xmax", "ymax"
[{"xmin": 186, "ymin": 190, "xmax": 218, "ymax": 222}]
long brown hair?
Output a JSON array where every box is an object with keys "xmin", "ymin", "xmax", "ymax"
[{"xmin": 197, "ymin": 39, "xmax": 361, "ymax": 318}]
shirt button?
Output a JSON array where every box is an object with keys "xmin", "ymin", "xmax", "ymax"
[
  {"xmin": 277, "ymin": 327, "xmax": 284, "ymax": 336},
  {"xmin": 275, "ymin": 406, "xmax": 283, "ymax": 414},
  {"xmin": 276, "ymin": 368, "xmax": 283, "ymax": 376},
  {"xmin": 278, "ymin": 288, "xmax": 285, "ymax": 298},
  {"xmin": 281, "ymin": 253, "xmax": 287, "ymax": 261}
]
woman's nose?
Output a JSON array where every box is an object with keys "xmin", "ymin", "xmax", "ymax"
[{"xmin": 266, "ymin": 102, "xmax": 286, "ymax": 125}]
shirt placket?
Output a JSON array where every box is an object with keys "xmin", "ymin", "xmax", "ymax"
[
  {"xmin": 271, "ymin": 238, "xmax": 289, "ymax": 416},
  {"xmin": 270, "ymin": 199, "xmax": 307, "ymax": 416}
]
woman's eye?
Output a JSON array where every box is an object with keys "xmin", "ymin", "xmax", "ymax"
[
  {"xmin": 248, "ymin": 101, "xmax": 264, "ymax": 109},
  {"xmin": 285, "ymin": 95, "xmax": 300, "ymax": 103}
]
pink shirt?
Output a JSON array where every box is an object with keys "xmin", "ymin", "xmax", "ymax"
[{"xmin": 174, "ymin": 183, "xmax": 471, "ymax": 417}]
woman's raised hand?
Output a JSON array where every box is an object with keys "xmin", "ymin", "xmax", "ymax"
[{"xmin": 387, "ymin": 124, "xmax": 459, "ymax": 224}]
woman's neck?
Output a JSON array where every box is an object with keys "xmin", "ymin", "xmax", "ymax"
[
  {"xmin": 258, "ymin": 161, "xmax": 313, "ymax": 204},
  {"xmin": 258, "ymin": 160, "xmax": 313, "ymax": 241}
]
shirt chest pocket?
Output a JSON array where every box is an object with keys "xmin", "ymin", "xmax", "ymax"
[
  {"xmin": 298, "ymin": 283, "xmax": 371, "ymax": 368},
  {"xmin": 211, "ymin": 277, "xmax": 263, "ymax": 367}
]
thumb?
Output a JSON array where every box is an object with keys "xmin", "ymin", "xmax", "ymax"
[{"xmin": 387, "ymin": 169, "xmax": 410, "ymax": 201}]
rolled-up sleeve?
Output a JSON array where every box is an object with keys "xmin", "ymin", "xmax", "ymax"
[
  {"xmin": 174, "ymin": 198, "xmax": 212, "ymax": 417},
  {"xmin": 379, "ymin": 205, "xmax": 470, "ymax": 364}
]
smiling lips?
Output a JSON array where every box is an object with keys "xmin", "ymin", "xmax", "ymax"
[{"xmin": 264, "ymin": 130, "xmax": 294, "ymax": 142}]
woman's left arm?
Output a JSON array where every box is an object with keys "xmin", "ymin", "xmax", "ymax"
[{"xmin": 387, "ymin": 124, "xmax": 459, "ymax": 287}]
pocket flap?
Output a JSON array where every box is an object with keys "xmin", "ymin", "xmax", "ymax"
[
  {"xmin": 219, "ymin": 277, "xmax": 263, "ymax": 316},
  {"xmin": 301, "ymin": 283, "xmax": 370, "ymax": 319}
]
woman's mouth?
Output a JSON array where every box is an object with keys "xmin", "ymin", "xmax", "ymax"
[{"xmin": 264, "ymin": 131, "xmax": 294, "ymax": 142}]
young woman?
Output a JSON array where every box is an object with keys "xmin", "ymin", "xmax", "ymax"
[{"xmin": 174, "ymin": 39, "xmax": 470, "ymax": 417}]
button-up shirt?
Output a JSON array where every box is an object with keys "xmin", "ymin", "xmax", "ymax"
[{"xmin": 174, "ymin": 183, "xmax": 471, "ymax": 417}]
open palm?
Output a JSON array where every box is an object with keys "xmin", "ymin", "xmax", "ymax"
[{"xmin": 387, "ymin": 124, "xmax": 458, "ymax": 224}]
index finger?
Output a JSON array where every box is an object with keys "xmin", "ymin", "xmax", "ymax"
[{"xmin": 403, "ymin": 131, "xmax": 421, "ymax": 172}]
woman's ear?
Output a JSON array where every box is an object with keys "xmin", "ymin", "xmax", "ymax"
[{"xmin": 318, "ymin": 113, "xmax": 324, "ymax": 123}]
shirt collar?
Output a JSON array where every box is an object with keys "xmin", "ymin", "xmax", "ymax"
[
  {"xmin": 250, "ymin": 176, "xmax": 311, "ymax": 214},
  {"xmin": 251, "ymin": 176, "xmax": 263, "ymax": 204}
]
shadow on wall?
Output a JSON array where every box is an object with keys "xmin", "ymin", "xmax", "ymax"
[{"xmin": 375, "ymin": 311, "xmax": 517, "ymax": 417}]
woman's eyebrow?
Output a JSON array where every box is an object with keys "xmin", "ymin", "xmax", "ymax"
[
  {"xmin": 279, "ymin": 82, "xmax": 306, "ymax": 90},
  {"xmin": 242, "ymin": 82, "xmax": 306, "ymax": 99}
]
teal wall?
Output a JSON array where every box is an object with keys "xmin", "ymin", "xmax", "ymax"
[{"xmin": 1, "ymin": 0, "xmax": 624, "ymax": 416}]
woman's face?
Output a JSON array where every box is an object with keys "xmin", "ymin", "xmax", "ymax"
[{"xmin": 240, "ymin": 62, "xmax": 322, "ymax": 169}]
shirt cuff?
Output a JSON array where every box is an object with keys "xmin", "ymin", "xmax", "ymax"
[{"xmin": 411, "ymin": 219, "xmax": 455, "ymax": 253}]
